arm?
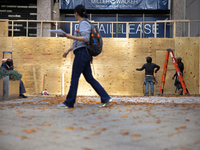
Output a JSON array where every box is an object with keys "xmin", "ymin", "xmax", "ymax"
[
  {"xmin": 154, "ymin": 64, "xmax": 160, "ymax": 73},
  {"xmin": 63, "ymin": 21, "xmax": 90, "ymax": 42},
  {"xmin": 63, "ymin": 46, "xmax": 73, "ymax": 58},
  {"xmin": 136, "ymin": 65, "xmax": 145, "ymax": 71},
  {"xmin": 63, "ymin": 34, "xmax": 85, "ymax": 42}
]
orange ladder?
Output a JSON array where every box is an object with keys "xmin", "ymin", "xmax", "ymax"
[
  {"xmin": 159, "ymin": 49, "xmax": 189, "ymax": 95},
  {"xmin": 1, "ymin": 51, "xmax": 12, "ymax": 65}
]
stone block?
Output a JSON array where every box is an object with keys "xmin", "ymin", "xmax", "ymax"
[
  {"xmin": 3, "ymin": 76, "xmax": 19, "ymax": 100},
  {"xmin": 0, "ymin": 78, "xmax": 3, "ymax": 101}
]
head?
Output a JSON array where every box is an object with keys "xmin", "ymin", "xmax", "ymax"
[
  {"xmin": 176, "ymin": 56, "xmax": 182, "ymax": 63},
  {"xmin": 146, "ymin": 56, "xmax": 152, "ymax": 63},
  {"xmin": 6, "ymin": 59, "xmax": 13, "ymax": 67},
  {"xmin": 74, "ymin": 5, "xmax": 88, "ymax": 21}
]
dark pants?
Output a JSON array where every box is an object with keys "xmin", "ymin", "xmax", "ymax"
[
  {"xmin": 174, "ymin": 77, "xmax": 182, "ymax": 90},
  {"xmin": 63, "ymin": 47, "xmax": 110, "ymax": 108},
  {"xmin": 20, "ymin": 80, "xmax": 26, "ymax": 94},
  {"xmin": 145, "ymin": 76, "xmax": 154, "ymax": 95}
]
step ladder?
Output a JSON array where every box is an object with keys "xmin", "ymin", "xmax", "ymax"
[
  {"xmin": 1, "ymin": 51, "xmax": 12, "ymax": 65},
  {"xmin": 159, "ymin": 49, "xmax": 189, "ymax": 95}
]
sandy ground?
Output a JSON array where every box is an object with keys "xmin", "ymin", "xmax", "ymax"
[{"xmin": 0, "ymin": 95, "xmax": 200, "ymax": 150}]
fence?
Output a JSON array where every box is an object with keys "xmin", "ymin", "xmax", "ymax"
[{"xmin": 0, "ymin": 19, "xmax": 200, "ymax": 38}]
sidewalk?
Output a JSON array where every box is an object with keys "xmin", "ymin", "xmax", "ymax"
[{"xmin": 0, "ymin": 96, "xmax": 200, "ymax": 150}]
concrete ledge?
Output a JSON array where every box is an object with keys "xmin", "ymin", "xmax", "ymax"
[
  {"xmin": 0, "ymin": 78, "xmax": 3, "ymax": 101},
  {"xmin": 3, "ymin": 76, "xmax": 19, "ymax": 100}
]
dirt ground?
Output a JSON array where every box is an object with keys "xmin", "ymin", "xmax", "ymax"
[{"xmin": 0, "ymin": 95, "xmax": 200, "ymax": 150}]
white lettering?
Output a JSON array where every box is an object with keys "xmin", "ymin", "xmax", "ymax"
[
  {"xmin": 136, "ymin": 24, "xmax": 142, "ymax": 34},
  {"xmin": 107, "ymin": 24, "xmax": 108, "ymax": 33},
  {"xmin": 110, "ymin": 24, "xmax": 115, "ymax": 34},
  {"xmin": 144, "ymin": 24, "xmax": 151, "ymax": 34},
  {"xmin": 129, "ymin": 24, "xmax": 136, "ymax": 34},
  {"xmin": 99, "ymin": 24, "xmax": 106, "ymax": 34},
  {"xmin": 122, "ymin": 24, "xmax": 126, "ymax": 34}
]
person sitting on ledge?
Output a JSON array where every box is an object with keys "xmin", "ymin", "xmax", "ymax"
[{"xmin": 1, "ymin": 59, "xmax": 28, "ymax": 98}]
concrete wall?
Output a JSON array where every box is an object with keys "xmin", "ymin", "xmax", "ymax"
[
  {"xmin": 186, "ymin": 0, "xmax": 200, "ymax": 37},
  {"xmin": 37, "ymin": 0, "xmax": 53, "ymax": 37}
]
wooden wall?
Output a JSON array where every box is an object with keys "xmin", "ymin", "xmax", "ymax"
[
  {"xmin": 175, "ymin": 37, "xmax": 199, "ymax": 94},
  {"xmin": 0, "ymin": 37, "xmax": 199, "ymax": 96},
  {"xmin": 0, "ymin": 20, "xmax": 8, "ymax": 37}
]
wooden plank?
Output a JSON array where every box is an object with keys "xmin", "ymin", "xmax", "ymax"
[{"xmin": 33, "ymin": 67, "xmax": 38, "ymax": 94}]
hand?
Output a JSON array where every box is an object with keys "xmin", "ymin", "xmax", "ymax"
[
  {"xmin": 63, "ymin": 33, "xmax": 68, "ymax": 38},
  {"xmin": 172, "ymin": 77, "xmax": 174, "ymax": 80},
  {"xmin": 63, "ymin": 50, "xmax": 70, "ymax": 58}
]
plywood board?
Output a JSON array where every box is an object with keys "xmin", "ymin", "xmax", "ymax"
[
  {"xmin": 175, "ymin": 37, "xmax": 199, "ymax": 94},
  {"xmin": 0, "ymin": 21, "xmax": 8, "ymax": 37},
  {"xmin": 4, "ymin": 37, "xmax": 199, "ymax": 96}
]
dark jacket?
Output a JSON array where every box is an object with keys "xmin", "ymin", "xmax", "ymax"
[
  {"xmin": 137, "ymin": 63, "xmax": 160, "ymax": 76},
  {"xmin": 1, "ymin": 62, "xmax": 13, "ymax": 71},
  {"xmin": 173, "ymin": 62, "xmax": 184, "ymax": 78}
]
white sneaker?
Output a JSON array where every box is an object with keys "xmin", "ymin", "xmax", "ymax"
[
  {"xmin": 98, "ymin": 99, "xmax": 112, "ymax": 108},
  {"xmin": 57, "ymin": 103, "xmax": 69, "ymax": 109}
]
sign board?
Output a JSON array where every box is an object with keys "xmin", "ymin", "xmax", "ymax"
[
  {"xmin": 60, "ymin": 0, "xmax": 169, "ymax": 10},
  {"xmin": 65, "ymin": 16, "xmax": 170, "ymax": 38}
]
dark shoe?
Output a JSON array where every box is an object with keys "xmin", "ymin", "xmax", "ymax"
[
  {"xmin": 151, "ymin": 94, "xmax": 154, "ymax": 96},
  {"xmin": 19, "ymin": 94, "xmax": 28, "ymax": 98},
  {"xmin": 144, "ymin": 93, "xmax": 149, "ymax": 96},
  {"xmin": 178, "ymin": 89, "xmax": 183, "ymax": 95},
  {"xmin": 98, "ymin": 99, "xmax": 112, "ymax": 108}
]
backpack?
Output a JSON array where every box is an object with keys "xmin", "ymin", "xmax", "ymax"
[{"xmin": 79, "ymin": 19, "xmax": 103, "ymax": 56}]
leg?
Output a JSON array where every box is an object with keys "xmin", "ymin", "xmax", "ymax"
[
  {"xmin": 20, "ymin": 80, "xmax": 26, "ymax": 94},
  {"xmin": 145, "ymin": 77, "xmax": 149, "ymax": 95},
  {"xmin": 149, "ymin": 77, "xmax": 154, "ymax": 95},
  {"xmin": 82, "ymin": 61, "xmax": 110, "ymax": 103},
  {"xmin": 63, "ymin": 50, "xmax": 87, "ymax": 108}
]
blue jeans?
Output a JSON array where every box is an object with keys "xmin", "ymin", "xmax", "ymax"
[
  {"xmin": 145, "ymin": 76, "xmax": 154, "ymax": 95},
  {"xmin": 63, "ymin": 47, "xmax": 110, "ymax": 108},
  {"xmin": 20, "ymin": 80, "xmax": 26, "ymax": 94}
]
